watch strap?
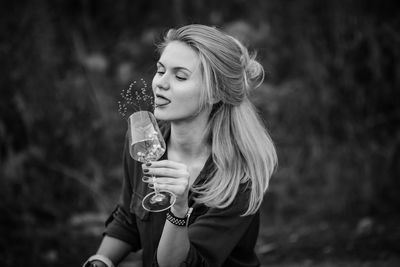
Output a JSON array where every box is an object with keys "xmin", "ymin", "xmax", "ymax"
[{"xmin": 166, "ymin": 207, "xmax": 193, "ymax": 227}]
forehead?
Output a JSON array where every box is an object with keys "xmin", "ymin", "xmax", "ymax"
[{"xmin": 159, "ymin": 41, "xmax": 200, "ymax": 71}]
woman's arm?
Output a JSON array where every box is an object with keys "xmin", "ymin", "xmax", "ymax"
[
  {"xmin": 157, "ymin": 205, "xmax": 191, "ymax": 267},
  {"xmin": 93, "ymin": 235, "xmax": 133, "ymax": 266},
  {"xmin": 142, "ymin": 160, "xmax": 192, "ymax": 267}
]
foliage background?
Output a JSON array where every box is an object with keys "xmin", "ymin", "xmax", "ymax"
[{"xmin": 1, "ymin": 0, "xmax": 399, "ymax": 266}]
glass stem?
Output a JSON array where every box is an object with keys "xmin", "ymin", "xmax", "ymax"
[
  {"xmin": 146, "ymin": 160, "xmax": 160, "ymax": 196},
  {"xmin": 152, "ymin": 173, "xmax": 160, "ymax": 196}
]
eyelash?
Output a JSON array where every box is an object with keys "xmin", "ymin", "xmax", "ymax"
[{"xmin": 156, "ymin": 69, "xmax": 186, "ymax": 81}]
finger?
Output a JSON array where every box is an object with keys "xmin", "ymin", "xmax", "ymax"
[
  {"xmin": 142, "ymin": 175, "xmax": 152, "ymax": 183},
  {"xmin": 143, "ymin": 160, "xmax": 186, "ymax": 170},
  {"xmin": 144, "ymin": 167, "xmax": 188, "ymax": 178},
  {"xmin": 143, "ymin": 177, "xmax": 188, "ymax": 194},
  {"xmin": 155, "ymin": 177, "xmax": 188, "ymax": 186},
  {"xmin": 143, "ymin": 177, "xmax": 188, "ymax": 187},
  {"xmin": 155, "ymin": 183, "xmax": 187, "ymax": 196},
  {"xmin": 142, "ymin": 176, "xmax": 157, "ymax": 189}
]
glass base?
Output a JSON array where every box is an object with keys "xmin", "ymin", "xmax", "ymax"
[{"xmin": 142, "ymin": 190, "xmax": 176, "ymax": 212}]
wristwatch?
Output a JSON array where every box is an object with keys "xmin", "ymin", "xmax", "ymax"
[
  {"xmin": 83, "ymin": 262, "xmax": 98, "ymax": 267},
  {"xmin": 166, "ymin": 207, "xmax": 194, "ymax": 227},
  {"xmin": 82, "ymin": 255, "xmax": 114, "ymax": 267}
]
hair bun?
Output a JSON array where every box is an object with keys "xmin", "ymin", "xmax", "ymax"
[
  {"xmin": 245, "ymin": 56, "xmax": 264, "ymax": 90},
  {"xmin": 235, "ymin": 37, "xmax": 264, "ymax": 93},
  {"xmin": 227, "ymin": 35, "xmax": 265, "ymax": 95}
]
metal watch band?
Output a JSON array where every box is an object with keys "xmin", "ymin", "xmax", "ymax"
[{"xmin": 166, "ymin": 207, "xmax": 193, "ymax": 227}]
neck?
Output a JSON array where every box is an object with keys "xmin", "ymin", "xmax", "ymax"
[{"xmin": 169, "ymin": 116, "xmax": 210, "ymax": 159}]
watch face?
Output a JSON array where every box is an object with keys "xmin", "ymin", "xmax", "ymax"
[{"xmin": 84, "ymin": 262, "xmax": 97, "ymax": 267}]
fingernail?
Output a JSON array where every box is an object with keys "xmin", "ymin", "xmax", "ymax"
[
  {"xmin": 146, "ymin": 162, "xmax": 152, "ymax": 167},
  {"xmin": 143, "ymin": 168, "xmax": 149, "ymax": 173}
]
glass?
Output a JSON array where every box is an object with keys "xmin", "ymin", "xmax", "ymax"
[{"xmin": 127, "ymin": 111, "xmax": 176, "ymax": 212}]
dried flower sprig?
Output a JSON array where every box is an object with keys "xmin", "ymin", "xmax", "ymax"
[{"xmin": 118, "ymin": 78, "xmax": 154, "ymax": 120}]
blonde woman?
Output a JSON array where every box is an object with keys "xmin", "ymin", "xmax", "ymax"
[{"xmin": 84, "ymin": 24, "xmax": 277, "ymax": 267}]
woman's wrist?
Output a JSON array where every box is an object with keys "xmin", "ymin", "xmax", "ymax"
[
  {"xmin": 167, "ymin": 206, "xmax": 194, "ymax": 227},
  {"xmin": 83, "ymin": 255, "xmax": 114, "ymax": 267},
  {"xmin": 171, "ymin": 204, "xmax": 189, "ymax": 217}
]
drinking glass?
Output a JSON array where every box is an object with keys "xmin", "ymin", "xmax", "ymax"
[{"xmin": 127, "ymin": 111, "xmax": 176, "ymax": 212}]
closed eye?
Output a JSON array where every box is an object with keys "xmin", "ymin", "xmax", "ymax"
[
  {"xmin": 175, "ymin": 70, "xmax": 188, "ymax": 81},
  {"xmin": 176, "ymin": 75, "xmax": 187, "ymax": 81}
]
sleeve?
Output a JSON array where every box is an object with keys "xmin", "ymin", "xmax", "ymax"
[
  {"xmin": 156, "ymin": 188, "xmax": 257, "ymax": 267},
  {"xmin": 185, "ymin": 200, "xmax": 256, "ymax": 266},
  {"xmin": 103, "ymin": 136, "xmax": 142, "ymax": 252}
]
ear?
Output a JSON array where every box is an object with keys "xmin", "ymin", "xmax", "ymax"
[{"xmin": 210, "ymin": 96, "xmax": 221, "ymax": 105}]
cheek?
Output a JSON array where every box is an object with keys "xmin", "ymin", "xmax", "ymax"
[
  {"xmin": 151, "ymin": 75, "xmax": 158, "ymax": 92},
  {"xmin": 177, "ymin": 89, "xmax": 203, "ymax": 111}
]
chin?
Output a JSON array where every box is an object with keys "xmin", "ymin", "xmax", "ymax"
[
  {"xmin": 154, "ymin": 107, "xmax": 204, "ymax": 123},
  {"xmin": 154, "ymin": 109, "xmax": 171, "ymax": 121},
  {"xmin": 154, "ymin": 111, "xmax": 187, "ymax": 123}
]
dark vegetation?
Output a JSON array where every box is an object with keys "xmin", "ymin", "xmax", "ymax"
[{"xmin": 1, "ymin": 0, "xmax": 399, "ymax": 266}]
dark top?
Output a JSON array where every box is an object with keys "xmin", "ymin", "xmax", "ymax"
[{"xmin": 104, "ymin": 122, "xmax": 261, "ymax": 267}]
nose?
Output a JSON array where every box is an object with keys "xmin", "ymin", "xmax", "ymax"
[{"xmin": 154, "ymin": 73, "xmax": 170, "ymax": 91}]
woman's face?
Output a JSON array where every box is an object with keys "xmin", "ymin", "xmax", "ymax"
[{"xmin": 152, "ymin": 41, "xmax": 207, "ymax": 123}]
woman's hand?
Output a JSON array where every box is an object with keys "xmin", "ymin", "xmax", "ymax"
[{"xmin": 142, "ymin": 160, "xmax": 190, "ymax": 214}]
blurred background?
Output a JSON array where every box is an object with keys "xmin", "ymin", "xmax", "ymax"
[{"xmin": 1, "ymin": 0, "xmax": 399, "ymax": 266}]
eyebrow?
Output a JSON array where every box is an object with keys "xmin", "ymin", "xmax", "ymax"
[{"xmin": 157, "ymin": 61, "xmax": 192, "ymax": 73}]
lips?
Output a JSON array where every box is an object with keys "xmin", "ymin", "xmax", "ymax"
[{"xmin": 155, "ymin": 94, "xmax": 171, "ymax": 107}]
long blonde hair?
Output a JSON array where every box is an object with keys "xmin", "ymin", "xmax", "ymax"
[{"xmin": 159, "ymin": 24, "xmax": 277, "ymax": 216}]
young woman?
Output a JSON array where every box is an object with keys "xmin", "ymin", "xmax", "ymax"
[{"xmin": 83, "ymin": 24, "xmax": 277, "ymax": 267}]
